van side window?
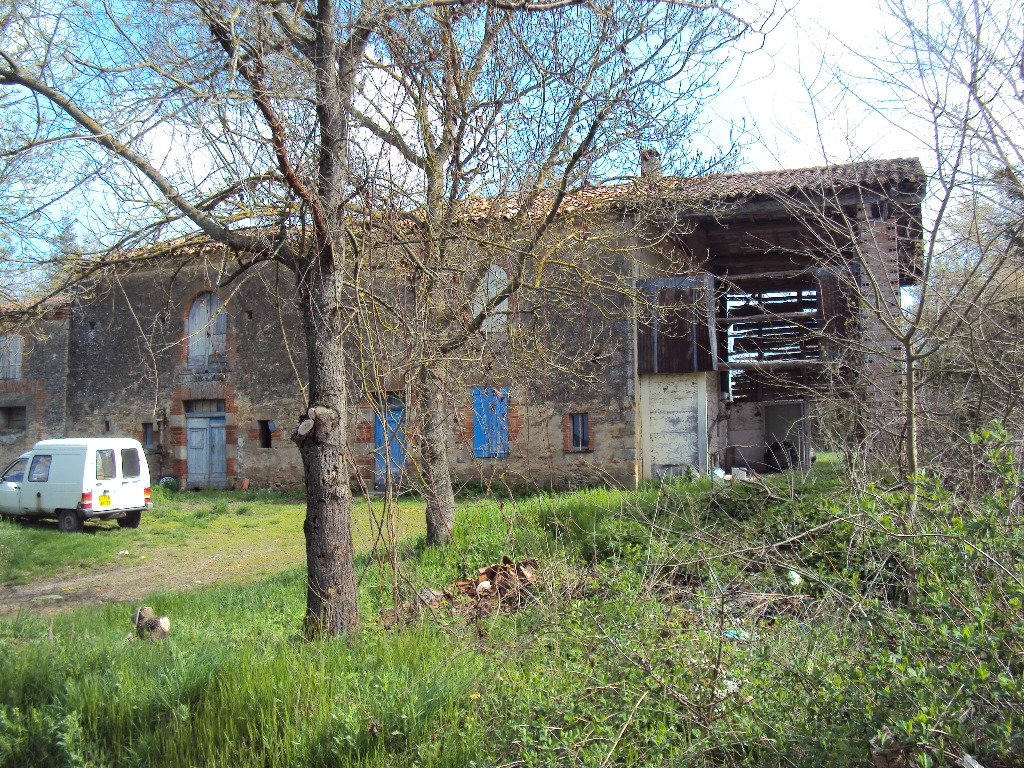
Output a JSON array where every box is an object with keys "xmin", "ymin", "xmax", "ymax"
[
  {"xmin": 28, "ymin": 455, "xmax": 52, "ymax": 482},
  {"xmin": 96, "ymin": 449, "xmax": 116, "ymax": 480},
  {"xmin": 121, "ymin": 449, "xmax": 141, "ymax": 478},
  {"xmin": 2, "ymin": 458, "xmax": 27, "ymax": 482}
]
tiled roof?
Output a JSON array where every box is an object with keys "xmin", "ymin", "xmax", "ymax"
[
  {"xmin": 0, "ymin": 295, "xmax": 73, "ymax": 321},
  {"xmin": 668, "ymin": 157, "xmax": 926, "ymax": 202},
  {"xmin": 459, "ymin": 158, "xmax": 926, "ymax": 220}
]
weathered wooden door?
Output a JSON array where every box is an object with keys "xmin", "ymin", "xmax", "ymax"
[
  {"xmin": 186, "ymin": 415, "xmax": 226, "ymax": 489},
  {"xmin": 638, "ymin": 373, "xmax": 710, "ymax": 479}
]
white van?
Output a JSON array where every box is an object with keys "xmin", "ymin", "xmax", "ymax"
[{"xmin": 0, "ymin": 438, "xmax": 152, "ymax": 532}]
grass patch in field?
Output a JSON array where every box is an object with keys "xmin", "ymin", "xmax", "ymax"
[
  {"xmin": 0, "ymin": 518, "xmax": 130, "ymax": 584},
  {"xmin": 0, "ymin": 487, "xmax": 426, "ymax": 586}
]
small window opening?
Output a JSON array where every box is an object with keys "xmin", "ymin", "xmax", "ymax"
[
  {"xmin": 246, "ymin": 310, "xmax": 254, "ymax": 321},
  {"xmin": 869, "ymin": 202, "xmax": 882, "ymax": 220},
  {"xmin": 570, "ymin": 413, "xmax": 590, "ymax": 451},
  {"xmin": 142, "ymin": 422, "xmax": 154, "ymax": 450},
  {"xmin": 104, "ymin": 419, "xmax": 111, "ymax": 433},
  {"xmin": 0, "ymin": 406, "xmax": 27, "ymax": 431},
  {"xmin": 89, "ymin": 321, "xmax": 97, "ymax": 330},
  {"xmin": 258, "ymin": 420, "xmax": 274, "ymax": 448}
]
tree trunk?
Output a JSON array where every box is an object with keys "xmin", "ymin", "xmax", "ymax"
[
  {"xmin": 413, "ymin": 365, "xmax": 457, "ymax": 545},
  {"xmin": 295, "ymin": 269, "xmax": 359, "ymax": 636},
  {"xmin": 905, "ymin": 349, "xmax": 918, "ymax": 478}
]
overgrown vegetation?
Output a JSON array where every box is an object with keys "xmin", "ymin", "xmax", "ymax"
[{"xmin": 1, "ymin": 447, "xmax": 1021, "ymax": 767}]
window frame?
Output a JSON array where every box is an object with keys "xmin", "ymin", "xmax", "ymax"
[
  {"xmin": 121, "ymin": 448, "xmax": 141, "ymax": 478},
  {"xmin": 95, "ymin": 449, "xmax": 117, "ymax": 480},
  {"xmin": 187, "ymin": 292, "xmax": 228, "ymax": 371},
  {"xmin": 28, "ymin": 455, "xmax": 52, "ymax": 483},
  {"xmin": 569, "ymin": 412, "xmax": 590, "ymax": 452},
  {"xmin": 472, "ymin": 264, "xmax": 512, "ymax": 336},
  {"xmin": 0, "ymin": 334, "xmax": 23, "ymax": 380},
  {"xmin": 2, "ymin": 458, "xmax": 27, "ymax": 483}
]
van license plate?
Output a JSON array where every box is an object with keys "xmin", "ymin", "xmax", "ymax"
[{"xmin": 98, "ymin": 494, "xmax": 111, "ymax": 507}]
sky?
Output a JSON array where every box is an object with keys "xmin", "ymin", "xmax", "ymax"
[{"xmin": 705, "ymin": 0, "xmax": 929, "ymax": 173}]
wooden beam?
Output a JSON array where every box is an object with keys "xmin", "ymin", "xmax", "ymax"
[
  {"xmin": 717, "ymin": 310, "xmax": 819, "ymax": 325},
  {"xmin": 718, "ymin": 360, "xmax": 827, "ymax": 371},
  {"xmin": 717, "ymin": 269, "xmax": 816, "ymax": 282}
]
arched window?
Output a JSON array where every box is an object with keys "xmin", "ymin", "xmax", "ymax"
[
  {"xmin": 472, "ymin": 264, "xmax": 510, "ymax": 335},
  {"xmin": 187, "ymin": 292, "xmax": 227, "ymax": 370}
]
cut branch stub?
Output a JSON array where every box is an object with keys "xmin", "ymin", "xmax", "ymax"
[
  {"xmin": 294, "ymin": 406, "xmax": 338, "ymax": 441},
  {"xmin": 308, "ymin": 406, "xmax": 337, "ymax": 431}
]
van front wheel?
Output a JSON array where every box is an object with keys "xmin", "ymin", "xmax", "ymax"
[
  {"xmin": 117, "ymin": 511, "xmax": 141, "ymax": 529},
  {"xmin": 58, "ymin": 510, "xmax": 83, "ymax": 533}
]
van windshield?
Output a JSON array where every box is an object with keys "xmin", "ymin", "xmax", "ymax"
[
  {"xmin": 96, "ymin": 449, "xmax": 116, "ymax": 480},
  {"xmin": 2, "ymin": 458, "xmax": 27, "ymax": 483}
]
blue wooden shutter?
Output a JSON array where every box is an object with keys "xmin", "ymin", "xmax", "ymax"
[
  {"xmin": 473, "ymin": 387, "xmax": 509, "ymax": 457},
  {"xmin": 473, "ymin": 388, "xmax": 488, "ymax": 457},
  {"xmin": 489, "ymin": 387, "xmax": 509, "ymax": 457}
]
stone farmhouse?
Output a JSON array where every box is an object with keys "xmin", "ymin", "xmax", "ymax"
[{"xmin": 0, "ymin": 157, "xmax": 925, "ymax": 490}]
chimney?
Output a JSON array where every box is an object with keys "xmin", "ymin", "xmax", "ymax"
[{"xmin": 640, "ymin": 149, "xmax": 662, "ymax": 179}]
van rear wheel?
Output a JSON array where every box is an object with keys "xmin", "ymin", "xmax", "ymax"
[
  {"xmin": 58, "ymin": 509, "xmax": 83, "ymax": 533},
  {"xmin": 117, "ymin": 511, "xmax": 141, "ymax": 529}
]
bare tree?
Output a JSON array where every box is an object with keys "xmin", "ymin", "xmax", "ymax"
[
  {"xmin": 0, "ymin": 0, "xmax": 751, "ymax": 632},
  {"xmin": 751, "ymin": 0, "xmax": 1024, "ymax": 481},
  {"xmin": 352, "ymin": 2, "xmax": 748, "ymax": 542}
]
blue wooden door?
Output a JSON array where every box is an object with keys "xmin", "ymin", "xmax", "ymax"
[{"xmin": 374, "ymin": 401, "xmax": 406, "ymax": 490}]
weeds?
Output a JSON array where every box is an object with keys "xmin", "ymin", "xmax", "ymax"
[{"xmin": 1, "ymin": 459, "xmax": 1021, "ymax": 767}]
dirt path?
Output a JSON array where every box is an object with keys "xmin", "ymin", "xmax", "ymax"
[{"xmin": 0, "ymin": 540, "xmax": 306, "ymax": 617}]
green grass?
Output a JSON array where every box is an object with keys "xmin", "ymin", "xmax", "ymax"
[
  {"xmin": 0, "ymin": 487, "xmax": 426, "ymax": 585},
  {"xmin": 1, "ymin": 467, "xmax": 1021, "ymax": 767}
]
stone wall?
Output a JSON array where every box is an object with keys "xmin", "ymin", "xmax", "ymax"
[
  {"xmin": 0, "ymin": 311, "xmax": 70, "ymax": 463},
  {"xmin": 66, "ymin": 259, "xmax": 307, "ymax": 488}
]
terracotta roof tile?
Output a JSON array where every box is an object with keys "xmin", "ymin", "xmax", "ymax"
[
  {"xmin": 460, "ymin": 158, "xmax": 926, "ymax": 220},
  {"xmin": 671, "ymin": 157, "xmax": 926, "ymax": 202}
]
